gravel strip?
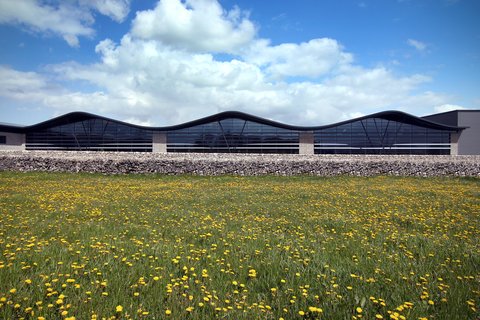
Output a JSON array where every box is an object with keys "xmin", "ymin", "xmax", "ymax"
[{"xmin": 0, "ymin": 151, "xmax": 479, "ymax": 176}]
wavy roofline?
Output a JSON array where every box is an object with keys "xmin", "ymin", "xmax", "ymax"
[{"xmin": 0, "ymin": 110, "xmax": 466, "ymax": 133}]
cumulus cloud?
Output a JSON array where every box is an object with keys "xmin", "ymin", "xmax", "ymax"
[
  {"xmin": 0, "ymin": 0, "xmax": 460, "ymax": 126},
  {"xmin": 243, "ymin": 38, "xmax": 353, "ymax": 79},
  {"xmin": 130, "ymin": 0, "xmax": 255, "ymax": 53},
  {"xmin": 0, "ymin": 0, "xmax": 130, "ymax": 47}
]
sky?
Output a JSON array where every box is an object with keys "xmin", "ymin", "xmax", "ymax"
[{"xmin": 0, "ymin": 0, "xmax": 479, "ymax": 127}]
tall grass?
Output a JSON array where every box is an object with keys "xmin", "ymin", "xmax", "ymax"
[{"xmin": 0, "ymin": 172, "xmax": 478, "ymax": 319}]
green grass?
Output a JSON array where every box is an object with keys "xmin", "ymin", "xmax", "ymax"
[{"xmin": 0, "ymin": 172, "xmax": 479, "ymax": 319}]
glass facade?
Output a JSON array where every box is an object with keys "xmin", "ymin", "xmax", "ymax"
[
  {"xmin": 167, "ymin": 118, "xmax": 299, "ymax": 153},
  {"xmin": 21, "ymin": 112, "xmax": 456, "ymax": 155},
  {"xmin": 314, "ymin": 118, "xmax": 451, "ymax": 155},
  {"xmin": 26, "ymin": 118, "xmax": 152, "ymax": 152}
]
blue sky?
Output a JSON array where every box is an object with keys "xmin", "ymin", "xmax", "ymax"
[{"xmin": 0, "ymin": 0, "xmax": 478, "ymax": 126}]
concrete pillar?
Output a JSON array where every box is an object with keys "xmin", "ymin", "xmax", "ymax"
[
  {"xmin": 450, "ymin": 131, "xmax": 459, "ymax": 155},
  {"xmin": 299, "ymin": 131, "xmax": 314, "ymax": 155},
  {"xmin": 0, "ymin": 132, "xmax": 25, "ymax": 151},
  {"xmin": 152, "ymin": 132, "xmax": 167, "ymax": 153}
]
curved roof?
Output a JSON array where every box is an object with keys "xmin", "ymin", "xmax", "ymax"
[{"xmin": 0, "ymin": 110, "xmax": 464, "ymax": 133}]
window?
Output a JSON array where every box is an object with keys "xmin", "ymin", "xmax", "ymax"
[{"xmin": 0, "ymin": 135, "xmax": 6, "ymax": 144}]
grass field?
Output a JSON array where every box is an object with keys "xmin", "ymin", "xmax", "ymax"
[{"xmin": 0, "ymin": 172, "xmax": 479, "ymax": 320}]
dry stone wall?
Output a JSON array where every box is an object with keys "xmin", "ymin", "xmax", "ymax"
[{"xmin": 0, "ymin": 151, "xmax": 479, "ymax": 177}]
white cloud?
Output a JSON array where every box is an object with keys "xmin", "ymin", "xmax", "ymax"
[
  {"xmin": 434, "ymin": 104, "xmax": 466, "ymax": 113},
  {"xmin": 0, "ymin": 0, "xmax": 131, "ymax": 47},
  {"xmin": 243, "ymin": 38, "xmax": 353, "ymax": 79},
  {"xmin": 130, "ymin": 0, "xmax": 256, "ymax": 53},
  {"xmin": 122, "ymin": 117, "xmax": 154, "ymax": 127},
  {"xmin": 407, "ymin": 38, "xmax": 428, "ymax": 52},
  {"xmin": 0, "ymin": 0, "xmax": 461, "ymax": 126},
  {"xmin": 81, "ymin": 0, "xmax": 131, "ymax": 22}
]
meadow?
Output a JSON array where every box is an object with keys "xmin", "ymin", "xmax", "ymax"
[{"xmin": 0, "ymin": 172, "xmax": 478, "ymax": 320}]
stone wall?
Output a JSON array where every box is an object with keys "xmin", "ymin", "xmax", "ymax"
[{"xmin": 0, "ymin": 151, "xmax": 479, "ymax": 177}]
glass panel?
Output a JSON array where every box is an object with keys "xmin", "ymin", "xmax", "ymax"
[
  {"xmin": 314, "ymin": 117, "xmax": 451, "ymax": 155},
  {"xmin": 26, "ymin": 119, "xmax": 152, "ymax": 152},
  {"xmin": 167, "ymin": 119, "xmax": 299, "ymax": 154}
]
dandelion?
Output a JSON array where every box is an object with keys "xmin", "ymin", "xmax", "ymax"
[
  {"xmin": 356, "ymin": 307, "xmax": 363, "ymax": 313},
  {"xmin": 25, "ymin": 279, "xmax": 32, "ymax": 285},
  {"xmin": 165, "ymin": 309, "xmax": 172, "ymax": 315},
  {"xmin": 116, "ymin": 305, "xmax": 123, "ymax": 312}
]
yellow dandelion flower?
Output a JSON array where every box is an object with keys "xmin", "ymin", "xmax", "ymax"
[
  {"xmin": 356, "ymin": 307, "xmax": 363, "ymax": 313},
  {"xmin": 116, "ymin": 305, "xmax": 123, "ymax": 312},
  {"xmin": 165, "ymin": 309, "xmax": 172, "ymax": 315}
]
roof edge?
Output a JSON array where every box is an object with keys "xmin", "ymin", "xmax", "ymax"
[{"xmin": 0, "ymin": 109, "xmax": 466, "ymax": 133}]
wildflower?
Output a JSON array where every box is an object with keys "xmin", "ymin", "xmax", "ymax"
[
  {"xmin": 356, "ymin": 307, "xmax": 363, "ymax": 313},
  {"xmin": 309, "ymin": 306, "xmax": 323, "ymax": 312},
  {"xmin": 298, "ymin": 310, "xmax": 305, "ymax": 316},
  {"xmin": 376, "ymin": 315, "xmax": 384, "ymax": 319},
  {"xmin": 165, "ymin": 309, "xmax": 172, "ymax": 315},
  {"xmin": 116, "ymin": 305, "xmax": 123, "ymax": 312},
  {"xmin": 25, "ymin": 279, "xmax": 32, "ymax": 285},
  {"xmin": 9, "ymin": 288, "xmax": 16, "ymax": 294}
]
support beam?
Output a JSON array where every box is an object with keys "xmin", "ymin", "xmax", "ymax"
[
  {"xmin": 152, "ymin": 132, "xmax": 167, "ymax": 153},
  {"xmin": 450, "ymin": 132, "xmax": 459, "ymax": 155},
  {"xmin": 299, "ymin": 131, "xmax": 314, "ymax": 155},
  {"xmin": 0, "ymin": 132, "xmax": 25, "ymax": 151}
]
